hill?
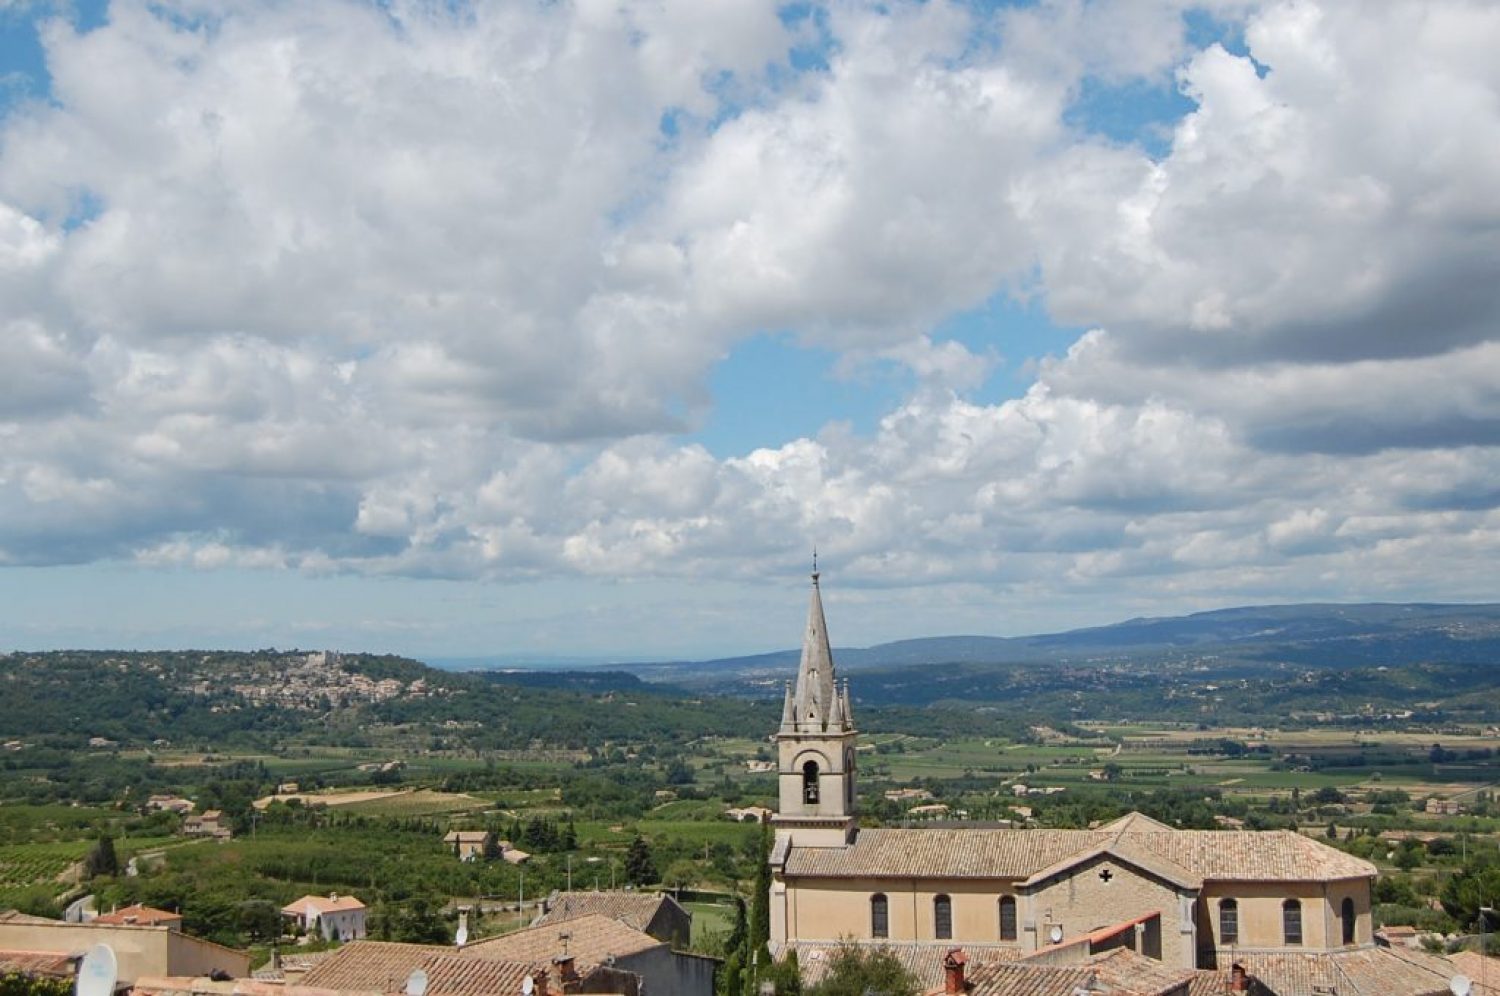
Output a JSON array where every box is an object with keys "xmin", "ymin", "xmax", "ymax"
[
  {"xmin": 627, "ymin": 602, "xmax": 1500, "ymax": 684},
  {"xmin": 619, "ymin": 603, "xmax": 1500, "ymax": 725},
  {"xmin": 0, "ymin": 648, "xmax": 766, "ymax": 752}
]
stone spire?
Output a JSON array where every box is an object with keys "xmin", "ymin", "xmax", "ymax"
[
  {"xmin": 792, "ymin": 571, "xmax": 838, "ymax": 730},
  {"xmin": 841, "ymin": 678, "xmax": 854, "ymax": 728},
  {"xmin": 780, "ymin": 681, "xmax": 796, "ymax": 732}
]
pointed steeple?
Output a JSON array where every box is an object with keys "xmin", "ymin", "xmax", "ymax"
[
  {"xmin": 828, "ymin": 679, "xmax": 846, "ymax": 729},
  {"xmin": 793, "ymin": 570, "xmax": 838, "ymax": 730}
]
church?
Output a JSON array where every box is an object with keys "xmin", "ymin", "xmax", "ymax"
[{"xmin": 766, "ymin": 573, "xmax": 1386, "ymax": 983}]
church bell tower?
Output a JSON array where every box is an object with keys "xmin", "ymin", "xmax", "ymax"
[{"xmin": 771, "ymin": 569, "xmax": 857, "ymax": 848}]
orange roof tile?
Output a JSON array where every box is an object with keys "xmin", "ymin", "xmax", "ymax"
[
  {"xmin": 283, "ymin": 895, "xmax": 367, "ymax": 916},
  {"xmin": 783, "ymin": 818, "xmax": 1374, "ymax": 883},
  {"xmin": 533, "ymin": 893, "xmax": 682, "ymax": 934},
  {"xmin": 460, "ymin": 914, "xmax": 660, "ymax": 966},
  {"xmin": 96, "ymin": 904, "xmax": 183, "ymax": 926},
  {"xmin": 301, "ymin": 941, "xmax": 544, "ymax": 996},
  {"xmin": 0, "ymin": 949, "xmax": 79, "ymax": 978}
]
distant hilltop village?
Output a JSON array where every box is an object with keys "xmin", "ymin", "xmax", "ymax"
[
  {"xmin": 764, "ymin": 572, "xmax": 1487, "ymax": 996},
  {"xmin": 225, "ymin": 650, "xmax": 437, "ymax": 711}
]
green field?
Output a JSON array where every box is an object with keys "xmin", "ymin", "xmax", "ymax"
[
  {"xmin": 0, "ymin": 840, "xmax": 90, "ymax": 906},
  {"xmin": 683, "ymin": 900, "xmax": 736, "ymax": 948}
]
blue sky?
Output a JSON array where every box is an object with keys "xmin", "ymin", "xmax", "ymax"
[{"xmin": 1, "ymin": 0, "xmax": 1497, "ymax": 659}]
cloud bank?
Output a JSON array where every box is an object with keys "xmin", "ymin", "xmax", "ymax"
[{"xmin": 2, "ymin": 0, "xmax": 1498, "ymax": 629}]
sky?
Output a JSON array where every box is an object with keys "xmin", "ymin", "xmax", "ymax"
[{"xmin": 1, "ymin": 0, "xmax": 1498, "ymax": 660}]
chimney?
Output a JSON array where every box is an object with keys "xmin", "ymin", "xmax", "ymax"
[
  {"xmin": 554, "ymin": 954, "xmax": 578, "ymax": 987},
  {"xmin": 531, "ymin": 970, "xmax": 549, "ymax": 996},
  {"xmin": 942, "ymin": 949, "xmax": 968, "ymax": 996},
  {"xmin": 1230, "ymin": 963, "xmax": 1249, "ymax": 992}
]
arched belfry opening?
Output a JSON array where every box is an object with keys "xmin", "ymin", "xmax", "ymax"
[{"xmin": 802, "ymin": 760, "xmax": 820, "ymax": 804}]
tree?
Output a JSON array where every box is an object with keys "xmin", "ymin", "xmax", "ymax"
[
  {"xmin": 482, "ymin": 830, "xmax": 503, "ymax": 862},
  {"xmin": 763, "ymin": 950, "xmax": 801, "ymax": 996},
  {"xmin": 237, "ymin": 901, "xmax": 282, "ymax": 945},
  {"xmin": 723, "ymin": 897, "xmax": 746, "ymax": 957},
  {"xmin": 84, "ymin": 836, "xmax": 119, "ymax": 879},
  {"xmin": 625, "ymin": 835, "xmax": 658, "ymax": 886},
  {"xmin": 0, "ymin": 972, "xmax": 73, "ymax": 996},
  {"xmin": 807, "ymin": 943, "xmax": 919, "ymax": 996},
  {"xmin": 750, "ymin": 825, "xmax": 771, "ymax": 949},
  {"xmin": 664, "ymin": 860, "xmax": 698, "ymax": 892},
  {"xmin": 1440, "ymin": 856, "xmax": 1500, "ymax": 926}
]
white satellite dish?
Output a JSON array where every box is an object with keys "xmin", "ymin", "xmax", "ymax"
[
  {"xmin": 76, "ymin": 943, "xmax": 118, "ymax": 996},
  {"xmin": 455, "ymin": 923, "xmax": 469, "ymax": 947},
  {"xmin": 1048, "ymin": 925, "xmax": 1064, "ymax": 944},
  {"xmin": 522, "ymin": 975, "xmax": 535, "ymax": 996},
  {"xmin": 1449, "ymin": 975, "xmax": 1472, "ymax": 996},
  {"xmin": 405, "ymin": 968, "xmax": 429, "ymax": 996}
]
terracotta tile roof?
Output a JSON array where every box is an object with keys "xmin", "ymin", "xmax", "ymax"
[
  {"xmin": 283, "ymin": 895, "xmax": 368, "ymax": 916},
  {"xmin": 132, "ymin": 977, "xmax": 377, "ymax": 996},
  {"xmin": 460, "ymin": 914, "xmax": 660, "ymax": 966},
  {"xmin": 252, "ymin": 948, "xmax": 340, "ymax": 980},
  {"xmin": 1097, "ymin": 813, "xmax": 1175, "ymax": 833},
  {"xmin": 1233, "ymin": 945, "xmax": 1493, "ymax": 996},
  {"xmin": 962, "ymin": 959, "xmax": 1109, "ymax": 996},
  {"xmin": 301, "ymin": 941, "xmax": 545, "ymax": 996},
  {"xmin": 1084, "ymin": 948, "xmax": 1197, "ymax": 995},
  {"xmin": 96, "ymin": 904, "xmax": 183, "ymax": 926},
  {"xmin": 0, "ymin": 911, "xmax": 60, "ymax": 925},
  {"xmin": 783, "ymin": 819, "xmax": 1375, "ymax": 884},
  {"xmin": 774, "ymin": 941, "xmax": 1022, "ymax": 988},
  {"xmin": 444, "ymin": 832, "xmax": 489, "ymax": 844},
  {"xmin": 1185, "ymin": 971, "xmax": 1233, "ymax": 996},
  {"xmin": 783, "ymin": 828, "xmax": 1106, "ymax": 879},
  {"xmin": 1448, "ymin": 950, "xmax": 1500, "ymax": 992},
  {"xmin": 1122, "ymin": 830, "xmax": 1375, "ymax": 883},
  {"xmin": 0, "ymin": 949, "xmax": 79, "ymax": 978},
  {"xmin": 533, "ymin": 893, "xmax": 680, "ymax": 934}
]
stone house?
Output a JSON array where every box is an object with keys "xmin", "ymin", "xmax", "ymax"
[{"xmin": 280, "ymin": 894, "xmax": 367, "ymax": 942}]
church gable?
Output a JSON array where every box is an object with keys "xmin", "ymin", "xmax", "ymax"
[{"xmin": 1020, "ymin": 840, "xmax": 1201, "ymax": 892}]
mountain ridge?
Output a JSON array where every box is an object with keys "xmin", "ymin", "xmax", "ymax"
[{"xmin": 622, "ymin": 601, "xmax": 1500, "ymax": 686}]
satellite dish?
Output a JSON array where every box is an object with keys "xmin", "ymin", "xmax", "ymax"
[
  {"xmin": 1450, "ymin": 975, "xmax": 1472, "ymax": 996},
  {"xmin": 522, "ymin": 975, "xmax": 535, "ymax": 996},
  {"xmin": 455, "ymin": 923, "xmax": 469, "ymax": 947},
  {"xmin": 76, "ymin": 944, "xmax": 118, "ymax": 996},
  {"xmin": 1048, "ymin": 925, "xmax": 1064, "ymax": 944},
  {"xmin": 405, "ymin": 968, "xmax": 429, "ymax": 996}
]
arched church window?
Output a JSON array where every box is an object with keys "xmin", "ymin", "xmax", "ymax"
[
  {"xmin": 934, "ymin": 894, "xmax": 952, "ymax": 940},
  {"xmin": 1341, "ymin": 897, "xmax": 1356, "ymax": 945},
  {"xmin": 1219, "ymin": 898, "xmax": 1238, "ymax": 945},
  {"xmin": 871, "ymin": 894, "xmax": 888, "ymax": 939},
  {"xmin": 1282, "ymin": 899, "xmax": 1302, "ymax": 946},
  {"xmin": 802, "ymin": 760, "xmax": 820, "ymax": 804},
  {"xmin": 999, "ymin": 896, "xmax": 1017, "ymax": 941}
]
